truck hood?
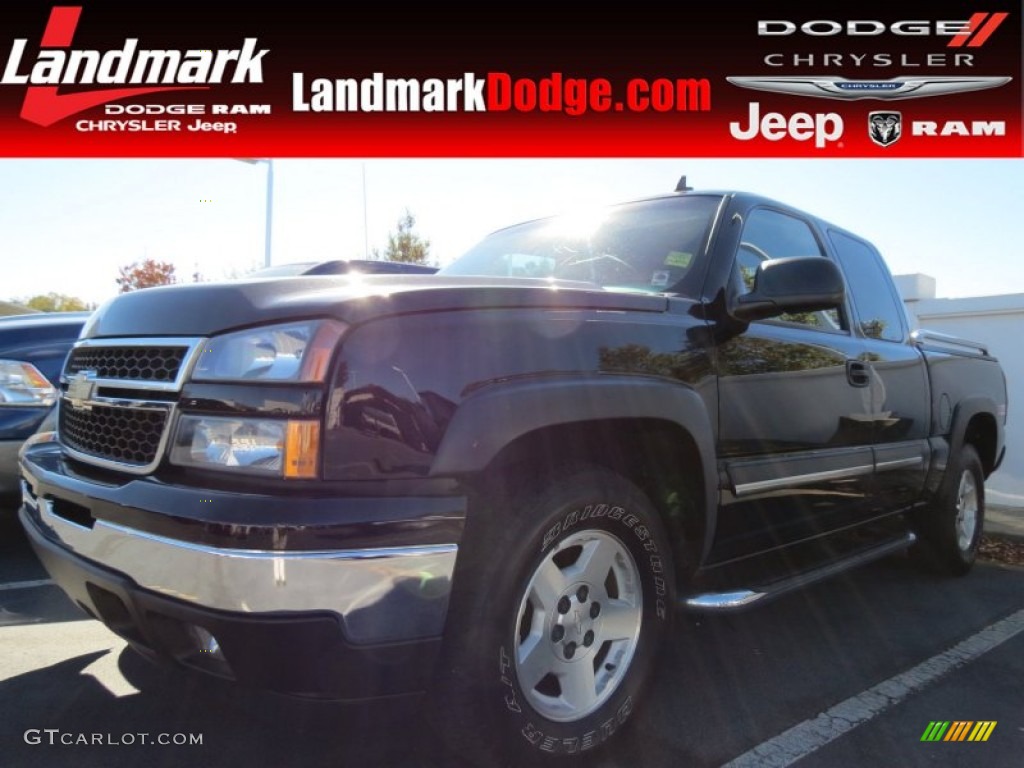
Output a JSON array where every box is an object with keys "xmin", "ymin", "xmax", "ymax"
[{"xmin": 83, "ymin": 275, "xmax": 673, "ymax": 338}]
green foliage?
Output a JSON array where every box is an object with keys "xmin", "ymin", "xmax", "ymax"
[
  {"xmin": 717, "ymin": 336, "xmax": 842, "ymax": 375},
  {"xmin": 0, "ymin": 300, "xmax": 33, "ymax": 316},
  {"xmin": 599, "ymin": 343, "xmax": 707, "ymax": 380},
  {"xmin": 373, "ymin": 210, "xmax": 431, "ymax": 264},
  {"xmin": 860, "ymin": 319, "xmax": 887, "ymax": 340},
  {"xmin": 24, "ymin": 292, "xmax": 91, "ymax": 312}
]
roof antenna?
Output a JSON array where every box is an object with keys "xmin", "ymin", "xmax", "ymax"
[{"xmin": 675, "ymin": 175, "xmax": 693, "ymax": 192}]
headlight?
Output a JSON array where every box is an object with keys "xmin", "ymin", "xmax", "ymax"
[
  {"xmin": 191, "ymin": 320, "xmax": 346, "ymax": 383},
  {"xmin": 170, "ymin": 415, "xmax": 320, "ymax": 479},
  {"xmin": 0, "ymin": 360, "xmax": 57, "ymax": 407}
]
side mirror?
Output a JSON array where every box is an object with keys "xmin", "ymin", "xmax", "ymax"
[{"xmin": 733, "ymin": 256, "xmax": 845, "ymax": 323}]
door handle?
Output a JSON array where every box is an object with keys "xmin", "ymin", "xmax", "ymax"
[{"xmin": 846, "ymin": 360, "xmax": 871, "ymax": 388}]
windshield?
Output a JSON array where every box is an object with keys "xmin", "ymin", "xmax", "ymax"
[{"xmin": 440, "ymin": 195, "xmax": 720, "ymax": 297}]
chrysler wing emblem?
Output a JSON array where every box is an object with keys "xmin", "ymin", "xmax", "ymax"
[
  {"xmin": 727, "ymin": 76, "xmax": 1011, "ymax": 101},
  {"xmin": 65, "ymin": 370, "xmax": 98, "ymax": 406}
]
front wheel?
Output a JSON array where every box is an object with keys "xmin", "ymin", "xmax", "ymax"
[{"xmin": 431, "ymin": 467, "xmax": 675, "ymax": 765}]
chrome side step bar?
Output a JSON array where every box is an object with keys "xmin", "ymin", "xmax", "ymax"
[{"xmin": 682, "ymin": 532, "xmax": 916, "ymax": 613}]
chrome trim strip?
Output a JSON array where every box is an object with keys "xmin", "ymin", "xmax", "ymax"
[
  {"xmin": 98, "ymin": 518, "xmax": 457, "ymax": 561},
  {"xmin": 875, "ymin": 457, "xmax": 924, "ymax": 472},
  {"xmin": 65, "ymin": 396, "xmax": 169, "ymax": 411},
  {"xmin": 0, "ymin": 578, "xmax": 54, "ymax": 592},
  {"xmin": 67, "ymin": 377, "xmax": 187, "ymax": 394},
  {"xmin": 733, "ymin": 464, "xmax": 873, "ymax": 496},
  {"xmin": 35, "ymin": 498, "xmax": 456, "ymax": 644},
  {"xmin": 911, "ymin": 330, "xmax": 989, "ymax": 356},
  {"xmin": 685, "ymin": 532, "xmax": 916, "ymax": 614},
  {"xmin": 684, "ymin": 590, "xmax": 765, "ymax": 611},
  {"xmin": 65, "ymin": 337, "xmax": 207, "ymax": 393},
  {"xmin": 72, "ymin": 336, "xmax": 204, "ymax": 347}
]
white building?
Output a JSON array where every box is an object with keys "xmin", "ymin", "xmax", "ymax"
[{"xmin": 896, "ymin": 274, "xmax": 1023, "ymax": 511}]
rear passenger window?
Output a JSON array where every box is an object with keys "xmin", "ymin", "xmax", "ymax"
[
  {"xmin": 829, "ymin": 230, "xmax": 905, "ymax": 342},
  {"xmin": 736, "ymin": 208, "xmax": 844, "ymax": 331}
]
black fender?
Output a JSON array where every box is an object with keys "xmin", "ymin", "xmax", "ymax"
[
  {"xmin": 926, "ymin": 397, "xmax": 1003, "ymax": 497},
  {"xmin": 949, "ymin": 397, "xmax": 1003, "ymax": 472},
  {"xmin": 431, "ymin": 375, "xmax": 718, "ymax": 562}
]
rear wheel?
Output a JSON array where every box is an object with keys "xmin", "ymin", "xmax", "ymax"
[
  {"xmin": 431, "ymin": 466, "xmax": 674, "ymax": 765},
  {"xmin": 915, "ymin": 444, "xmax": 985, "ymax": 576}
]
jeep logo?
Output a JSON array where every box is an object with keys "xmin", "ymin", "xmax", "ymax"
[{"xmin": 729, "ymin": 102, "xmax": 844, "ymax": 148}]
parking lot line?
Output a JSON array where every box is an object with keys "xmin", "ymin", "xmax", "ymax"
[
  {"xmin": 722, "ymin": 607, "xmax": 1024, "ymax": 768},
  {"xmin": 0, "ymin": 579, "xmax": 54, "ymax": 592}
]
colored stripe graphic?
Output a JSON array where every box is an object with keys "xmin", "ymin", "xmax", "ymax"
[
  {"xmin": 921, "ymin": 721, "xmax": 950, "ymax": 741},
  {"xmin": 967, "ymin": 12, "xmax": 1009, "ymax": 48},
  {"xmin": 947, "ymin": 12, "xmax": 1009, "ymax": 48},
  {"xmin": 949, "ymin": 13, "xmax": 989, "ymax": 47},
  {"xmin": 944, "ymin": 721, "xmax": 972, "ymax": 741},
  {"xmin": 968, "ymin": 722, "xmax": 997, "ymax": 742},
  {"xmin": 922, "ymin": 720, "xmax": 997, "ymax": 742}
]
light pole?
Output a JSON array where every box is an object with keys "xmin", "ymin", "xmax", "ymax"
[
  {"xmin": 237, "ymin": 159, "xmax": 274, "ymax": 267},
  {"xmin": 362, "ymin": 162, "xmax": 369, "ymax": 260}
]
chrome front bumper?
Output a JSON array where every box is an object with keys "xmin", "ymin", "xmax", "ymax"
[{"xmin": 22, "ymin": 483, "xmax": 456, "ymax": 644}]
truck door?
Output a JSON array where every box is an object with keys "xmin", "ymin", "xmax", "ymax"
[
  {"xmin": 712, "ymin": 207, "xmax": 874, "ymax": 563},
  {"xmin": 827, "ymin": 229, "xmax": 931, "ymax": 510}
]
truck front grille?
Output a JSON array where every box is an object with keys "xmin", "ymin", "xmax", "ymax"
[
  {"xmin": 59, "ymin": 403, "xmax": 170, "ymax": 467},
  {"xmin": 58, "ymin": 337, "xmax": 204, "ymax": 474},
  {"xmin": 66, "ymin": 345, "xmax": 188, "ymax": 382}
]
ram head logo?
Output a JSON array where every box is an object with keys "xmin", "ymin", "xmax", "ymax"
[{"xmin": 869, "ymin": 111, "xmax": 902, "ymax": 147}]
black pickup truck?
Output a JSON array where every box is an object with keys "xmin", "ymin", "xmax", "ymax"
[{"xmin": 19, "ymin": 188, "xmax": 1006, "ymax": 765}]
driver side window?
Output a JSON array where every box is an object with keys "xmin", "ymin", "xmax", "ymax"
[{"xmin": 736, "ymin": 209, "xmax": 844, "ymax": 331}]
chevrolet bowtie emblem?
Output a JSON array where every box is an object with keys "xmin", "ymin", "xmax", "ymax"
[
  {"xmin": 726, "ymin": 75, "xmax": 1012, "ymax": 100},
  {"xmin": 65, "ymin": 370, "xmax": 98, "ymax": 406}
]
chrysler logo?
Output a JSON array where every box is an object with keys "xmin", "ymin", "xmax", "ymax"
[{"xmin": 727, "ymin": 75, "xmax": 1011, "ymax": 101}]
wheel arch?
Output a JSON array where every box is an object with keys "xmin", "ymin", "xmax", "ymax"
[
  {"xmin": 949, "ymin": 397, "xmax": 1001, "ymax": 478},
  {"xmin": 431, "ymin": 376, "xmax": 718, "ymax": 575}
]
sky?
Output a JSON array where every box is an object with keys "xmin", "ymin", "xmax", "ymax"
[{"xmin": 1, "ymin": 158, "xmax": 1022, "ymax": 307}]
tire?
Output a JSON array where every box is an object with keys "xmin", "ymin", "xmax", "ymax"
[
  {"xmin": 431, "ymin": 466, "xmax": 675, "ymax": 766},
  {"xmin": 916, "ymin": 444, "xmax": 985, "ymax": 577}
]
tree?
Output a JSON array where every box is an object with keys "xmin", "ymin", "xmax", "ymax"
[
  {"xmin": 0, "ymin": 300, "xmax": 33, "ymax": 317},
  {"xmin": 116, "ymin": 258, "xmax": 177, "ymax": 293},
  {"xmin": 220, "ymin": 261, "xmax": 263, "ymax": 280},
  {"xmin": 24, "ymin": 292, "xmax": 91, "ymax": 312},
  {"xmin": 373, "ymin": 210, "xmax": 431, "ymax": 264}
]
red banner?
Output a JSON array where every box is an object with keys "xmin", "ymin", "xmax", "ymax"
[{"xmin": 0, "ymin": 2, "xmax": 1019, "ymax": 157}]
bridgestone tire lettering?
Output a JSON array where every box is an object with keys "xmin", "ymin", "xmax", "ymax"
[{"xmin": 429, "ymin": 467, "xmax": 676, "ymax": 764}]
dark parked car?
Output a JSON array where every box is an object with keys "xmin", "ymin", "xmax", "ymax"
[
  {"xmin": 249, "ymin": 259, "xmax": 438, "ymax": 277},
  {"xmin": 0, "ymin": 312, "xmax": 88, "ymax": 497},
  {"xmin": 20, "ymin": 189, "xmax": 1006, "ymax": 765}
]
